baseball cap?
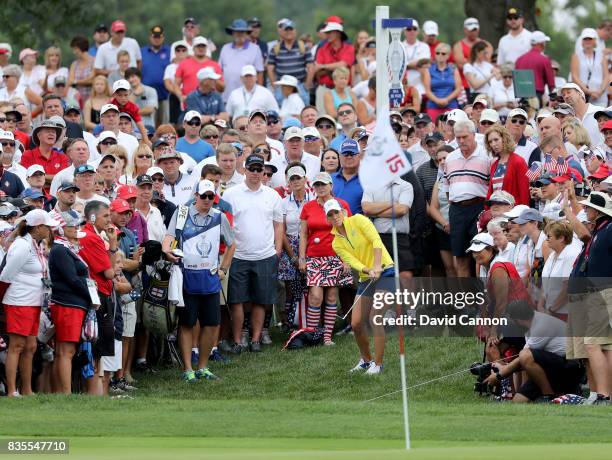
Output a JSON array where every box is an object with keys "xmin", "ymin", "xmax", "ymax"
[
  {"xmin": 601, "ymin": 120, "xmax": 612, "ymax": 132},
  {"xmin": 553, "ymin": 103, "xmax": 575, "ymax": 116},
  {"xmin": 340, "ymin": 139, "xmax": 360, "ymax": 155},
  {"xmin": 57, "ymin": 181, "xmax": 80, "ymax": 192},
  {"xmin": 74, "ymin": 164, "xmax": 96, "ymax": 175},
  {"xmin": 26, "ymin": 164, "xmax": 45, "ymax": 177},
  {"xmin": 560, "ymin": 82, "xmax": 586, "ymax": 100},
  {"xmin": 156, "ymin": 150, "xmax": 183, "ymax": 163},
  {"xmin": 287, "ymin": 166, "xmax": 306, "ymax": 178},
  {"xmin": 110, "ymin": 198, "xmax": 132, "ymax": 213},
  {"xmin": 277, "ymin": 19, "xmax": 296, "ymax": 30},
  {"xmin": 530, "ymin": 31, "xmax": 551, "ymax": 45},
  {"xmin": 240, "ymin": 65, "xmax": 257, "ymax": 77},
  {"xmin": 578, "ymin": 28, "xmax": 598, "ymax": 41},
  {"xmin": 248, "ymin": 110, "xmax": 267, "ymax": 123},
  {"xmin": 302, "ymin": 127, "xmax": 321, "ymax": 139},
  {"xmin": 536, "ymin": 108, "xmax": 553, "ymax": 120},
  {"xmin": 588, "ymin": 165, "xmax": 611, "ymax": 180},
  {"xmin": 214, "ymin": 119, "xmax": 228, "ymax": 129},
  {"xmin": 404, "ymin": 18, "xmax": 419, "ymax": 29},
  {"xmin": 111, "ymin": 20, "xmax": 127, "ymax": 33},
  {"xmin": 100, "ymin": 104, "xmax": 119, "ymax": 116},
  {"xmin": 423, "ymin": 20, "xmax": 438, "ymax": 36},
  {"xmin": 152, "ymin": 138, "xmax": 170, "ymax": 149},
  {"xmin": 22, "ymin": 188, "xmax": 44, "ymax": 200},
  {"xmin": 466, "ymin": 232, "xmax": 494, "ymax": 253},
  {"xmin": 541, "ymin": 202, "xmax": 565, "ymax": 221},
  {"xmin": 146, "ymin": 167, "xmax": 164, "ymax": 177},
  {"xmin": 507, "ymin": 7, "xmax": 523, "ymax": 18},
  {"xmin": 534, "ymin": 172, "xmax": 556, "ymax": 187},
  {"xmin": 513, "ymin": 208, "xmax": 543, "ymax": 224},
  {"xmin": 24, "ymin": 209, "xmax": 59, "ymax": 227},
  {"xmin": 593, "ymin": 109, "xmax": 612, "ymax": 121},
  {"xmin": 197, "ymin": 67, "xmax": 221, "ymax": 80},
  {"xmin": 315, "ymin": 114, "xmax": 337, "ymax": 127},
  {"xmin": 503, "ymin": 204, "xmax": 530, "ymax": 219},
  {"xmin": 0, "ymin": 130, "xmax": 14, "ymax": 141},
  {"xmin": 486, "ymin": 190, "xmax": 515, "ymax": 206},
  {"xmin": 507, "ymin": 108, "xmax": 528, "ymax": 119},
  {"xmin": 94, "ymin": 24, "xmax": 108, "ymax": 33},
  {"xmin": 150, "ymin": 25, "xmax": 164, "ymax": 37},
  {"xmin": 192, "ymin": 36, "xmax": 208, "ymax": 47},
  {"xmin": 196, "ymin": 179, "xmax": 216, "ymax": 195},
  {"xmin": 184, "ymin": 17, "xmax": 198, "ymax": 25},
  {"xmin": 480, "ymin": 109, "xmax": 500, "ymax": 123},
  {"xmin": 552, "ymin": 168, "xmax": 583, "ymax": 184},
  {"xmin": 415, "ymin": 113, "xmax": 432, "ymax": 124},
  {"xmin": 117, "ymin": 185, "xmax": 138, "ymax": 200},
  {"xmin": 284, "ymin": 126, "xmax": 304, "ymax": 140},
  {"xmin": 446, "ymin": 109, "xmax": 469, "ymax": 123},
  {"xmin": 0, "ymin": 203, "xmax": 20, "ymax": 217},
  {"xmin": 136, "ymin": 175, "xmax": 153, "ymax": 186},
  {"xmin": 349, "ymin": 126, "xmax": 369, "ymax": 141},
  {"xmin": 244, "ymin": 154, "xmax": 265, "ymax": 168},
  {"xmin": 98, "ymin": 131, "xmax": 118, "ymax": 143},
  {"xmin": 112, "ymin": 79, "xmax": 130, "ymax": 93},
  {"xmin": 65, "ymin": 104, "xmax": 81, "ymax": 114},
  {"xmin": 312, "ymin": 172, "xmax": 333, "ymax": 185},
  {"xmin": 324, "ymin": 199, "xmax": 343, "ymax": 215},
  {"xmin": 183, "ymin": 110, "xmax": 201, "ymax": 123},
  {"xmin": 464, "ymin": 18, "xmax": 479, "ymax": 30},
  {"xmin": 424, "ymin": 132, "xmax": 444, "ymax": 144}
]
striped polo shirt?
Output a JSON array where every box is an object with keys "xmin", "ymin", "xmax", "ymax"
[
  {"xmin": 268, "ymin": 40, "xmax": 313, "ymax": 82},
  {"xmin": 443, "ymin": 144, "xmax": 491, "ymax": 202}
]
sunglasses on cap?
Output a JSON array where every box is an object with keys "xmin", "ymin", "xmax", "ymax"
[
  {"xmin": 317, "ymin": 123, "xmax": 334, "ymax": 130},
  {"xmin": 247, "ymin": 166, "xmax": 263, "ymax": 173},
  {"xmin": 253, "ymin": 147, "xmax": 270, "ymax": 155},
  {"xmin": 510, "ymin": 117, "xmax": 526, "ymax": 125},
  {"xmin": 198, "ymin": 193, "xmax": 215, "ymax": 200},
  {"xmin": 186, "ymin": 120, "xmax": 201, "ymax": 126}
]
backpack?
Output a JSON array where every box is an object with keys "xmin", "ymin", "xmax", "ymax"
[{"xmin": 273, "ymin": 40, "xmax": 306, "ymax": 57}]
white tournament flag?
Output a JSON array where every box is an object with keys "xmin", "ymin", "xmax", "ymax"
[{"xmin": 359, "ymin": 106, "xmax": 412, "ymax": 192}]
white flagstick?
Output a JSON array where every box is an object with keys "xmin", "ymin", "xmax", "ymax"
[{"xmin": 390, "ymin": 184, "xmax": 410, "ymax": 450}]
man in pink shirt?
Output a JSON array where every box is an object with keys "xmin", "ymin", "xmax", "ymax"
[
  {"xmin": 175, "ymin": 36, "xmax": 224, "ymax": 101},
  {"xmin": 515, "ymin": 31, "xmax": 555, "ymax": 106}
]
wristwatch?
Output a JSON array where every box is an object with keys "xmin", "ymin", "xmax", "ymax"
[{"xmin": 218, "ymin": 267, "xmax": 227, "ymax": 275}]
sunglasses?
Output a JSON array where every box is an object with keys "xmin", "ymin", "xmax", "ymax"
[
  {"xmin": 317, "ymin": 123, "xmax": 333, "ymax": 130},
  {"xmin": 247, "ymin": 167, "xmax": 263, "ymax": 173},
  {"xmin": 0, "ymin": 118, "xmax": 5, "ymax": 123},
  {"xmin": 254, "ymin": 147, "xmax": 270, "ymax": 155},
  {"xmin": 137, "ymin": 154, "xmax": 153, "ymax": 159},
  {"xmin": 510, "ymin": 118, "xmax": 526, "ymax": 125},
  {"xmin": 304, "ymin": 136, "xmax": 320, "ymax": 142},
  {"xmin": 187, "ymin": 120, "xmax": 201, "ymax": 126},
  {"xmin": 198, "ymin": 193, "xmax": 215, "ymax": 200},
  {"xmin": 6, "ymin": 118, "xmax": 17, "ymax": 123},
  {"xmin": 480, "ymin": 120, "xmax": 494, "ymax": 126},
  {"xmin": 503, "ymin": 75, "xmax": 513, "ymax": 79},
  {"xmin": 1, "ymin": 141, "xmax": 16, "ymax": 147},
  {"xmin": 203, "ymin": 134, "xmax": 219, "ymax": 140},
  {"xmin": 267, "ymin": 119, "xmax": 279, "ymax": 125},
  {"xmin": 340, "ymin": 151, "xmax": 359, "ymax": 156},
  {"xmin": 507, "ymin": 15, "xmax": 520, "ymax": 20},
  {"xmin": 338, "ymin": 110, "xmax": 353, "ymax": 117},
  {"xmin": 263, "ymin": 172, "xmax": 274, "ymax": 177},
  {"xmin": 100, "ymin": 140, "xmax": 118, "ymax": 145},
  {"xmin": 406, "ymin": 27, "xmax": 418, "ymax": 31},
  {"xmin": 435, "ymin": 52, "xmax": 448, "ymax": 56},
  {"xmin": 2, "ymin": 75, "xmax": 12, "ymax": 79},
  {"xmin": 175, "ymin": 48, "xmax": 188, "ymax": 53},
  {"xmin": 152, "ymin": 176, "xmax": 164, "ymax": 183}
]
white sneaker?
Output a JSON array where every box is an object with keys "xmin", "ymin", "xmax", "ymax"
[
  {"xmin": 349, "ymin": 358, "xmax": 371, "ymax": 373},
  {"xmin": 261, "ymin": 329, "xmax": 272, "ymax": 345},
  {"xmin": 324, "ymin": 340, "xmax": 335, "ymax": 346},
  {"xmin": 365, "ymin": 362, "xmax": 383, "ymax": 375},
  {"xmin": 9, "ymin": 391, "xmax": 22, "ymax": 398},
  {"xmin": 240, "ymin": 330, "xmax": 249, "ymax": 347}
]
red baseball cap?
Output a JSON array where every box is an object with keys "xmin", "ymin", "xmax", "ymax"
[
  {"xmin": 111, "ymin": 20, "xmax": 127, "ymax": 32},
  {"xmin": 117, "ymin": 184, "xmax": 137, "ymax": 200},
  {"xmin": 588, "ymin": 165, "xmax": 611, "ymax": 180},
  {"xmin": 110, "ymin": 198, "xmax": 131, "ymax": 213},
  {"xmin": 325, "ymin": 16, "xmax": 344, "ymax": 24},
  {"xmin": 602, "ymin": 120, "xmax": 612, "ymax": 132},
  {"xmin": 551, "ymin": 168, "xmax": 583, "ymax": 184}
]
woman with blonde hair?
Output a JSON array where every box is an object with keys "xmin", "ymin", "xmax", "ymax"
[
  {"xmin": 105, "ymin": 144, "xmax": 129, "ymax": 182},
  {"xmin": 83, "ymin": 75, "xmax": 111, "ymax": 131},
  {"xmin": 423, "ymin": 42, "xmax": 462, "ymax": 120},
  {"xmin": 119, "ymin": 144, "xmax": 154, "ymax": 185},
  {"xmin": 485, "ymin": 125, "xmax": 530, "ymax": 205},
  {"xmin": 41, "ymin": 46, "xmax": 68, "ymax": 92},
  {"xmin": 562, "ymin": 117, "xmax": 591, "ymax": 150},
  {"xmin": 323, "ymin": 67, "xmax": 358, "ymax": 119}
]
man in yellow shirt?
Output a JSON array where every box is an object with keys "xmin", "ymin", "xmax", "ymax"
[{"xmin": 327, "ymin": 199, "xmax": 395, "ymax": 375}]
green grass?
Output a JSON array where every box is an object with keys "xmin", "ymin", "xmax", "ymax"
[{"xmin": 2, "ymin": 335, "xmax": 611, "ymax": 459}]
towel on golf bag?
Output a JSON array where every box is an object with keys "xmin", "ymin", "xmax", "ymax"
[
  {"xmin": 283, "ymin": 327, "xmax": 325, "ymax": 350},
  {"xmin": 168, "ymin": 264, "xmax": 184, "ymax": 307}
]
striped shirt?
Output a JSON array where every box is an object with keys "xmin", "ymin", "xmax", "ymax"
[
  {"xmin": 268, "ymin": 41, "xmax": 313, "ymax": 82},
  {"xmin": 443, "ymin": 145, "xmax": 491, "ymax": 202}
]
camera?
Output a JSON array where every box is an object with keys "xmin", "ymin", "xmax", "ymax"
[
  {"xmin": 518, "ymin": 97, "xmax": 531, "ymax": 112},
  {"xmin": 469, "ymin": 362, "xmax": 498, "ymax": 396},
  {"xmin": 129, "ymin": 288, "xmax": 142, "ymax": 301}
]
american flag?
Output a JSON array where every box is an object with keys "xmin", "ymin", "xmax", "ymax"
[
  {"xmin": 552, "ymin": 394, "xmax": 585, "ymax": 405},
  {"xmin": 526, "ymin": 162, "xmax": 542, "ymax": 182},
  {"xmin": 543, "ymin": 153, "xmax": 554, "ymax": 173},
  {"xmin": 555, "ymin": 156, "xmax": 569, "ymax": 175}
]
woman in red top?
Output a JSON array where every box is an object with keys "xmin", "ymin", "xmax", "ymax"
[
  {"xmin": 485, "ymin": 125, "xmax": 530, "ymax": 206},
  {"xmin": 298, "ymin": 172, "xmax": 352, "ymax": 344}
]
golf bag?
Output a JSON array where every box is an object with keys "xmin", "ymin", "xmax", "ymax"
[{"xmin": 142, "ymin": 260, "xmax": 177, "ymax": 336}]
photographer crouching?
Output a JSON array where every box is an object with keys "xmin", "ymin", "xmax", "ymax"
[{"xmin": 483, "ymin": 300, "xmax": 583, "ymax": 403}]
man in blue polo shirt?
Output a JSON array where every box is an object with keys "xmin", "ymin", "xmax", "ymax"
[
  {"xmin": 141, "ymin": 25, "xmax": 171, "ymax": 126},
  {"xmin": 332, "ymin": 139, "xmax": 363, "ymax": 214},
  {"xmin": 176, "ymin": 111, "xmax": 215, "ymax": 163}
]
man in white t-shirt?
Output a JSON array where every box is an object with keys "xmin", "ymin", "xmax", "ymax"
[
  {"xmin": 158, "ymin": 150, "xmax": 195, "ymax": 206},
  {"xmin": 497, "ymin": 8, "xmax": 532, "ymax": 65},
  {"xmin": 225, "ymin": 65, "xmax": 279, "ymax": 119},
  {"xmin": 401, "ymin": 19, "xmax": 430, "ymax": 95},
  {"xmin": 98, "ymin": 103, "xmax": 139, "ymax": 161},
  {"xmin": 50, "ymin": 138, "xmax": 93, "ymax": 195},
  {"xmin": 94, "ymin": 20, "xmax": 142, "ymax": 75},
  {"xmin": 269, "ymin": 126, "xmax": 320, "ymax": 187},
  {"xmin": 223, "ymin": 153, "xmax": 282, "ymax": 353},
  {"xmin": 560, "ymin": 83, "xmax": 605, "ymax": 147}
]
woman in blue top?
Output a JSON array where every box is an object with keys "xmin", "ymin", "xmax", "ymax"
[
  {"xmin": 423, "ymin": 43, "xmax": 462, "ymax": 122},
  {"xmin": 323, "ymin": 67, "xmax": 358, "ymax": 119}
]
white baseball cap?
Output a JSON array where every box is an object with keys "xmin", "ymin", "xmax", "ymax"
[
  {"xmin": 284, "ymin": 126, "xmax": 304, "ymax": 140},
  {"xmin": 324, "ymin": 199, "xmax": 343, "ymax": 215},
  {"xmin": 100, "ymin": 104, "xmax": 119, "ymax": 116},
  {"xmin": 287, "ymin": 165, "xmax": 306, "ymax": 178},
  {"xmin": 423, "ymin": 20, "xmax": 439, "ymax": 36},
  {"xmin": 112, "ymin": 79, "xmax": 131, "ymax": 93},
  {"xmin": 530, "ymin": 31, "xmax": 550, "ymax": 45},
  {"xmin": 560, "ymin": 82, "xmax": 586, "ymax": 100},
  {"xmin": 192, "ymin": 36, "xmax": 209, "ymax": 47},
  {"xmin": 321, "ymin": 22, "xmax": 345, "ymax": 34},
  {"xmin": 25, "ymin": 209, "xmax": 59, "ymax": 227},
  {"xmin": 196, "ymin": 179, "xmax": 215, "ymax": 195},
  {"xmin": 507, "ymin": 108, "xmax": 528, "ymax": 119},
  {"xmin": 503, "ymin": 204, "xmax": 530, "ymax": 219},
  {"xmin": 240, "ymin": 65, "xmax": 257, "ymax": 77},
  {"xmin": 98, "ymin": 130, "xmax": 118, "ymax": 142},
  {"xmin": 0, "ymin": 130, "xmax": 14, "ymax": 141},
  {"xmin": 302, "ymin": 126, "xmax": 321, "ymax": 138},
  {"xmin": 197, "ymin": 67, "xmax": 221, "ymax": 80},
  {"xmin": 183, "ymin": 110, "xmax": 201, "ymax": 123},
  {"xmin": 466, "ymin": 232, "xmax": 494, "ymax": 253},
  {"xmin": 26, "ymin": 164, "xmax": 45, "ymax": 177},
  {"xmin": 464, "ymin": 18, "xmax": 479, "ymax": 31},
  {"xmin": 446, "ymin": 109, "xmax": 469, "ymax": 122},
  {"xmin": 579, "ymin": 28, "xmax": 598, "ymax": 41},
  {"xmin": 273, "ymin": 74, "xmax": 299, "ymax": 88},
  {"xmin": 480, "ymin": 109, "xmax": 500, "ymax": 124},
  {"xmin": 146, "ymin": 166, "xmax": 164, "ymax": 177}
]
